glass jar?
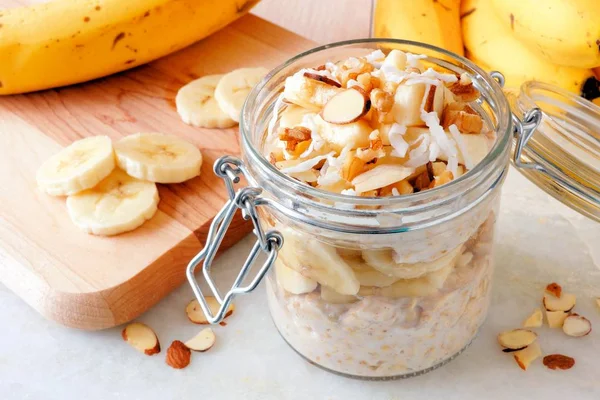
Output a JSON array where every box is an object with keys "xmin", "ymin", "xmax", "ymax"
[{"xmin": 186, "ymin": 40, "xmax": 599, "ymax": 380}]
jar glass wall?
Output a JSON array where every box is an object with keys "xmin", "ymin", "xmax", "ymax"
[{"xmin": 239, "ymin": 40, "xmax": 512, "ymax": 379}]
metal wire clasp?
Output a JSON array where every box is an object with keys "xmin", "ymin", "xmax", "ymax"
[{"xmin": 186, "ymin": 156, "xmax": 283, "ymax": 324}]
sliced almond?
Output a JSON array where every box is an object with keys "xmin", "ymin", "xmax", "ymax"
[
  {"xmin": 322, "ymin": 88, "xmax": 370, "ymax": 124},
  {"xmin": 522, "ymin": 308, "xmax": 544, "ymax": 328},
  {"xmin": 122, "ymin": 322, "xmax": 161, "ymax": 356},
  {"xmin": 166, "ymin": 340, "xmax": 191, "ymax": 369},
  {"xmin": 546, "ymin": 310, "xmax": 569, "ymax": 328},
  {"xmin": 497, "ymin": 329, "xmax": 537, "ymax": 350},
  {"xmin": 545, "ymin": 282, "xmax": 562, "ymax": 298},
  {"xmin": 186, "ymin": 297, "xmax": 235, "ymax": 325},
  {"xmin": 303, "ymin": 71, "xmax": 341, "ymax": 88},
  {"xmin": 562, "ymin": 313, "xmax": 592, "ymax": 337},
  {"xmin": 513, "ymin": 341, "xmax": 542, "ymax": 371},
  {"xmin": 185, "ymin": 327, "xmax": 217, "ymax": 352},
  {"xmin": 543, "ymin": 354, "xmax": 575, "ymax": 370},
  {"xmin": 543, "ymin": 292, "xmax": 576, "ymax": 312}
]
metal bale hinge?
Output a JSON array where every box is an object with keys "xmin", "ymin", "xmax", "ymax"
[{"xmin": 186, "ymin": 156, "xmax": 283, "ymax": 324}]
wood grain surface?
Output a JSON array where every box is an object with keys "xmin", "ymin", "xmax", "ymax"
[
  {"xmin": 0, "ymin": 10, "xmax": 314, "ymax": 330},
  {"xmin": 253, "ymin": 0, "xmax": 373, "ymax": 44}
]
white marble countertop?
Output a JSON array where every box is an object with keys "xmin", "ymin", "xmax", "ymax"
[{"xmin": 2, "ymin": 168, "xmax": 599, "ymax": 400}]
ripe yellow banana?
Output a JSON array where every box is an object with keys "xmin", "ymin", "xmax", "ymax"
[
  {"xmin": 461, "ymin": 0, "xmax": 593, "ymax": 94},
  {"xmin": 373, "ymin": 0, "xmax": 463, "ymax": 56},
  {"xmin": 489, "ymin": 0, "xmax": 600, "ymax": 69},
  {"xmin": 0, "ymin": 0, "xmax": 259, "ymax": 95}
]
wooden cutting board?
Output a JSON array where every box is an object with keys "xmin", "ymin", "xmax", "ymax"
[{"xmin": 0, "ymin": 9, "xmax": 314, "ymax": 330}]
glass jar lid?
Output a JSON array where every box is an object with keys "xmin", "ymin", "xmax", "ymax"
[{"xmin": 508, "ymin": 80, "xmax": 600, "ymax": 222}]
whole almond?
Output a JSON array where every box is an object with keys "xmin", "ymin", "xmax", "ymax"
[{"xmin": 166, "ymin": 340, "xmax": 191, "ymax": 369}]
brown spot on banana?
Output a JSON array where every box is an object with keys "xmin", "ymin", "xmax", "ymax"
[
  {"xmin": 460, "ymin": 8, "xmax": 476, "ymax": 19},
  {"xmin": 432, "ymin": 0, "xmax": 451, "ymax": 12},
  {"xmin": 112, "ymin": 32, "xmax": 126, "ymax": 50},
  {"xmin": 510, "ymin": 13, "xmax": 514, "ymax": 31},
  {"xmin": 124, "ymin": 59, "xmax": 136, "ymax": 65},
  {"xmin": 143, "ymin": 10, "xmax": 150, "ymax": 17},
  {"xmin": 83, "ymin": 16, "xmax": 90, "ymax": 22},
  {"xmin": 95, "ymin": 6, "xmax": 101, "ymax": 11}
]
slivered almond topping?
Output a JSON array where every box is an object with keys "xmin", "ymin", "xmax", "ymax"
[
  {"xmin": 523, "ymin": 308, "xmax": 544, "ymax": 328},
  {"xmin": 185, "ymin": 327, "xmax": 217, "ymax": 352},
  {"xmin": 543, "ymin": 354, "xmax": 575, "ymax": 370},
  {"xmin": 543, "ymin": 292, "xmax": 576, "ymax": 312},
  {"xmin": 545, "ymin": 282, "xmax": 562, "ymax": 298},
  {"xmin": 497, "ymin": 329, "xmax": 537, "ymax": 350},
  {"xmin": 303, "ymin": 71, "xmax": 341, "ymax": 88},
  {"xmin": 186, "ymin": 297, "xmax": 235, "ymax": 325},
  {"xmin": 122, "ymin": 322, "xmax": 161, "ymax": 356},
  {"xmin": 546, "ymin": 310, "xmax": 569, "ymax": 328},
  {"xmin": 513, "ymin": 342, "xmax": 542, "ymax": 371},
  {"xmin": 562, "ymin": 313, "xmax": 592, "ymax": 337},
  {"xmin": 442, "ymin": 110, "xmax": 483, "ymax": 133},
  {"xmin": 423, "ymin": 85, "xmax": 437, "ymax": 113},
  {"xmin": 321, "ymin": 88, "xmax": 370, "ymax": 124},
  {"xmin": 448, "ymin": 81, "xmax": 480, "ymax": 102}
]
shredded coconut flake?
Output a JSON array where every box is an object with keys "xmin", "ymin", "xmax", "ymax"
[
  {"xmin": 391, "ymin": 187, "xmax": 400, "ymax": 196},
  {"xmin": 279, "ymin": 152, "xmax": 334, "ymax": 174},
  {"xmin": 447, "ymin": 155, "xmax": 458, "ymax": 177},
  {"xmin": 428, "ymin": 141, "xmax": 441, "ymax": 161},
  {"xmin": 366, "ymin": 49, "xmax": 386, "ymax": 64},
  {"xmin": 422, "ymin": 111, "xmax": 457, "ymax": 160},
  {"xmin": 388, "ymin": 123, "xmax": 409, "ymax": 157},
  {"xmin": 404, "ymin": 134, "xmax": 431, "ymax": 167},
  {"xmin": 449, "ymin": 124, "xmax": 473, "ymax": 169},
  {"xmin": 421, "ymin": 68, "xmax": 459, "ymax": 83},
  {"xmin": 347, "ymin": 79, "xmax": 361, "ymax": 89},
  {"xmin": 380, "ymin": 64, "xmax": 406, "ymax": 83},
  {"xmin": 406, "ymin": 53, "xmax": 427, "ymax": 68}
]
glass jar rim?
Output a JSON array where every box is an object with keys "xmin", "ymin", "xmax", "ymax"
[{"xmin": 240, "ymin": 38, "xmax": 512, "ymax": 210}]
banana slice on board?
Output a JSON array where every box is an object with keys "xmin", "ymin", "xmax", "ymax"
[
  {"xmin": 66, "ymin": 169, "xmax": 159, "ymax": 236},
  {"xmin": 362, "ymin": 245, "xmax": 463, "ymax": 279},
  {"xmin": 359, "ymin": 262, "xmax": 454, "ymax": 298},
  {"xmin": 114, "ymin": 133, "xmax": 202, "ymax": 183},
  {"xmin": 343, "ymin": 255, "xmax": 399, "ymax": 288},
  {"xmin": 176, "ymin": 74, "xmax": 237, "ymax": 129},
  {"xmin": 279, "ymin": 227, "xmax": 360, "ymax": 295},
  {"xmin": 214, "ymin": 67, "xmax": 269, "ymax": 122},
  {"xmin": 36, "ymin": 136, "xmax": 115, "ymax": 196},
  {"xmin": 275, "ymin": 259, "xmax": 318, "ymax": 295}
]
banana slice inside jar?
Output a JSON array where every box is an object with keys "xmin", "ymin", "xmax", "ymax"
[{"xmin": 361, "ymin": 245, "xmax": 463, "ymax": 279}]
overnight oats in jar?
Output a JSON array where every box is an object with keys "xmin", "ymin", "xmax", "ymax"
[{"xmin": 189, "ymin": 39, "xmax": 515, "ymax": 380}]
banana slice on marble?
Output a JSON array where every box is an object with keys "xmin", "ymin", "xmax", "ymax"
[
  {"xmin": 66, "ymin": 169, "xmax": 159, "ymax": 236},
  {"xmin": 176, "ymin": 74, "xmax": 237, "ymax": 129},
  {"xmin": 275, "ymin": 259, "xmax": 318, "ymax": 295},
  {"xmin": 36, "ymin": 136, "xmax": 115, "ymax": 196},
  {"xmin": 114, "ymin": 133, "xmax": 202, "ymax": 183},
  {"xmin": 279, "ymin": 227, "xmax": 360, "ymax": 295},
  {"xmin": 362, "ymin": 245, "xmax": 463, "ymax": 279},
  {"xmin": 214, "ymin": 67, "xmax": 269, "ymax": 122},
  {"xmin": 358, "ymin": 262, "xmax": 454, "ymax": 298}
]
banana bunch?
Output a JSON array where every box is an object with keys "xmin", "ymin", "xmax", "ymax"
[
  {"xmin": 461, "ymin": 0, "xmax": 599, "ymax": 97},
  {"xmin": 0, "ymin": 0, "xmax": 260, "ymax": 95},
  {"xmin": 37, "ymin": 133, "xmax": 203, "ymax": 236},
  {"xmin": 373, "ymin": 0, "xmax": 464, "ymax": 56}
]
